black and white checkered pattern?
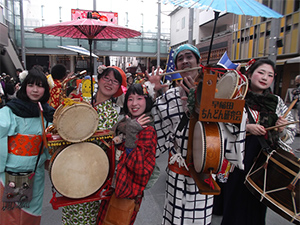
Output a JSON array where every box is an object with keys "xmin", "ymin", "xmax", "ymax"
[{"xmin": 152, "ymin": 87, "xmax": 247, "ymax": 225}]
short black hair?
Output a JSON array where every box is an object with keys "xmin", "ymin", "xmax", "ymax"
[
  {"xmin": 98, "ymin": 67, "xmax": 122, "ymax": 84},
  {"xmin": 16, "ymin": 68, "xmax": 23, "ymax": 73},
  {"xmin": 123, "ymin": 83, "xmax": 153, "ymax": 115},
  {"xmin": 17, "ymin": 67, "xmax": 50, "ymax": 103},
  {"xmin": 51, "ymin": 64, "xmax": 67, "ymax": 80}
]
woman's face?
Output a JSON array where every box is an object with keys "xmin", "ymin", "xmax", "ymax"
[
  {"xmin": 249, "ymin": 64, "xmax": 274, "ymax": 94},
  {"xmin": 26, "ymin": 82, "xmax": 45, "ymax": 102},
  {"xmin": 127, "ymin": 93, "xmax": 146, "ymax": 118},
  {"xmin": 176, "ymin": 50, "xmax": 200, "ymax": 79},
  {"xmin": 128, "ymin": 77, "xmax": 133, "ymax": 85},
  {"xmin": 98, "ymin": 70, "xmax": 120, "ymax": 98}
]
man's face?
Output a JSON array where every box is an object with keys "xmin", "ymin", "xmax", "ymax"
[{"xmin": 176, "ymin": 50, "xmax": 200, "ymax": 79}]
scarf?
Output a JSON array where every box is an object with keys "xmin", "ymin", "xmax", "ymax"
[
  {"xmin": 6, "ymin": 98, "xmax": 55, "ymax": 122},
  {"xmin": 245, "ymin": 84, "xmax": 279, "ymax": 147}
]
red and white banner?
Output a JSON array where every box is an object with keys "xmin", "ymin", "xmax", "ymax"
[{"xmin": 71, "ymin": 9, "xmax": 118, "ymax": 25}]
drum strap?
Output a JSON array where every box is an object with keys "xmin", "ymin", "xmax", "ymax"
[{"xmin": 246, "ymin": 106, "xmax": 271, "ymax": 153}]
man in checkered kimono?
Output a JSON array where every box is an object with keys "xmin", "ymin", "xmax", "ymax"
[{"xmin": 149, "ymin": 44, "xmax": 246, "ymax": 225}]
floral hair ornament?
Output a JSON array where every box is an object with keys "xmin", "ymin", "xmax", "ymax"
[
  {"xmin": 97, "ymin": 65, "xmax": 107, "ymax": 74},
  {"xmin": 245, "ymin": 59, "xmax": 256, "ymax": 72}
]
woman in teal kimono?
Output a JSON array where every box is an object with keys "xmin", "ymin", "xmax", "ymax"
[{"xmin": 0, "ymin": 66, "xmax": 55, "ymax": 225}]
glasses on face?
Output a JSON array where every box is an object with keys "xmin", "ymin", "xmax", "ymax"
[{"xmin": 102, "ymin": 75, "xmax": 120, "ymax": 86}]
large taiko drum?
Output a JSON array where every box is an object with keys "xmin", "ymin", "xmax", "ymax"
[
  {"xmin": 53, "ymin": 101, "xmax": 98, "ymax": 143},
  {"xmin": 215, "ymin": 70, "xmax": 248, "ymax": 100},
  {"xmin": 192, "ymin": 121, "xmax": 224, "ymax": 174},
  {"xmin": 49, "ymin": 142, "xmax": 109, "ymax": 199},
  {"xmin": 245, "ymin": 148, "xmax": 300, "ymax": 224}
]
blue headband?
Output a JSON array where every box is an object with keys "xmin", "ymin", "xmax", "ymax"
[{"xmin": 173, "ymin": 44, "xmax": 201, "ymax": 62}]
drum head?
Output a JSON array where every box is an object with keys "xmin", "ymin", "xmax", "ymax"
[
  {"xmin": 49, "ymin": 142, "xmax": 109, "ymax": 199},
  {"xmin": 54, "ymin": 102, "xmax": 98, "ymax": 142},
  {"xmin": 215, "ymin": 71, "xmax": 238, "ymax": 99},
  {"xmin": 193, "ymin": 121, "xmax": 205, "ymax": 173}
]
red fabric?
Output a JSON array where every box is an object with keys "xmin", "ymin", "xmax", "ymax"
[
  {"xmin": 49, "ymin": 80, "xmax": 62, "ymax": 109},
  {"xmin": 0, "ymin": 184, "xmax": 41, "ymax": 225},
  {"xmin": 97, "ymin": 126, "xmax": 157, "ymax": 225},
  {"xmin": 8, "ymin": 134, "xmax": 42, "ymax": 156}
]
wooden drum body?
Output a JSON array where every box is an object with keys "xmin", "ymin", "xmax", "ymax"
[
  {"xmin": 245, "ymin": 148, "xmax": 300, "ymax": 224},
  {"xmin": 193, "ymin": 121, "xmax": 224, "ymax": 174},
  {"xmin": 53, "ymin": 101, "xmax": 98, "ymax": 143},
  {"xmin": 49, "ymin": 142, "xmax": 109, "ymax": 199}
]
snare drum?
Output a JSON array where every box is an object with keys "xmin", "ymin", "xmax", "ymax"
[
  {"xmin": 49, "ymin": 142, "xmax": 109, "ymax": 199},
  {"xmin": 193, "ymin": 121, "xmax": 224, "ymax": 174},
  {"xmin": 215, "ymin": 70, "xmax": 248, "ymax": 100},
  {"xmin": 53, "ymin": 100, "xmax": 98, "ymax": 142},
  {"xmin": 245, "ymin": 148, "xmax": 300, "ymax": 224}
]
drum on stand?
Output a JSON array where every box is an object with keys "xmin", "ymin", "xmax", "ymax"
[
  {"xmin": 49, "ymin": 142, "xmax": 109, "ymax": 199},
  {"xmin": 245, "ymin": 148, "xmax": 300, "ymax": 224},
  {"xmin": 53, "ymin": 101, "xmax": 98, "ymax": 143}
]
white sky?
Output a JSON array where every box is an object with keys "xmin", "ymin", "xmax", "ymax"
[{"xmin": 23, "ymin": 0, "xmax": 176, "ymax": 33}]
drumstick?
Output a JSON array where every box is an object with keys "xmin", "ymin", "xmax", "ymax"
[
  {"xmin": 246, "ymin": 121, "xmax": 299, "ymax": 136},
  {"xmin": 265, "ymin": 121, "xmax": 299, "ymax": 131},
  {"xmin": 283, "ymin": 99, "xmax": 298, "ymax": 118},
  {"xmin": 38, "ymin": 102, "xmax": 48, "ymax": 148},
  {"xmin": 158, "ymin": 67, "xmax": 201, "ymax": 76}
]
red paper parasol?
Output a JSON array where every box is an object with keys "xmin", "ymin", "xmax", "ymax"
[{"xmin": 34, "ymin": 12, "xmax": 141, "ymax": 104}]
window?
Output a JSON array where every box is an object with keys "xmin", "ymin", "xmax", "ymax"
[{"xmin": 181, "ymin": 17, "xmax": 185, "ymax": 29}]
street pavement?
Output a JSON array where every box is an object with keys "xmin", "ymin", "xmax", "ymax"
[{"xmin": 41, "ymin": 136, "xmax": 300, "ymax": 225}]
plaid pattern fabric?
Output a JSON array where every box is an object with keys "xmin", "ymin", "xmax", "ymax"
[
  {"xmin": 153, "ymin": 87, "xmax": 246, "ymax": 225},
  {"xmin": 97, "ymin": 126, "xmax": 157, "ymax": 225},
  {"xmin": 115, "ymin": 126, "xmax": 157, "ymax": 198}
]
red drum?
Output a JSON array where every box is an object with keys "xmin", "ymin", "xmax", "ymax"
[
  {"xmin": 245, "ymin": 148, "xmax": 300, "ymax": 224},
  {"xmin": 215, "ymin": 70, "xmax": 248, "ymax": 100},
  {"xmin": 49, "ymin": 142, "xmax": 109, "ymax": 199},
  {"xmin": 193, "ymin": 121, "xmax": 224, "ymax": 174},
  {"xmin": 53, "ymin": 100, "xmax": 98, "ymax": 143}
]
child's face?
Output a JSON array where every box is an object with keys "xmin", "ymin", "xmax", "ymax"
[
  {"xmin": 249, "ymin": 64, "xmax": 274, "ymax": 94},
  {"xmin": 26, "ymin": 82, "xmax": 45, "ymax": 102},
  {"xmin": 127, "ymin": 93, "xmax": 146, "ymax": 118}
]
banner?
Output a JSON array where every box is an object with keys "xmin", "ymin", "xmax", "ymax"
[
  {"xmin": 71, "ymin": 9, "xmax": 118, "ymax": 25},
  {"xmin": 165, "ymin": 48, "xmax": 182, "ymax": 81}
]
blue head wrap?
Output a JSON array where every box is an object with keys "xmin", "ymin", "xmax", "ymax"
[{"xmin": 173, "ymin": 44, "xmax": 201, "ymax": 63}]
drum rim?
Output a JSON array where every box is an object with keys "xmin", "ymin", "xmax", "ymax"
[
  {"xmin": 53, "ymin": 103, "xmax": 98, "ymax": 142},
  {"xmin": 49, "ymin": 142, "xmax": 109, "ymax": 199}
]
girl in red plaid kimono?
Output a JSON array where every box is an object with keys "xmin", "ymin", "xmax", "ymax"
[{"xmin": 98, "ymin": 83, "xmax": 157, "ymax": 225}]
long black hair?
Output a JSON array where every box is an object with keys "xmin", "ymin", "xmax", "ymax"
[
  {"xmin": 123, "ymin": 83, "xmax": 153, "ymax": 115},
  {"xmin": 17, "ymin": 66, "xmax": 50, "ymax": 103}
]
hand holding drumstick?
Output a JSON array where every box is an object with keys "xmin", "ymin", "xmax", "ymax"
[{"xmin": 247, "ymin": 99, "xmax": 298, "ymax": 136}]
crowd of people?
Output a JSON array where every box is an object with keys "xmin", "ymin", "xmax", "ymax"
[{"xmin": 0, "ymin": 43, "xmax": 298, "ymax": 225}]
